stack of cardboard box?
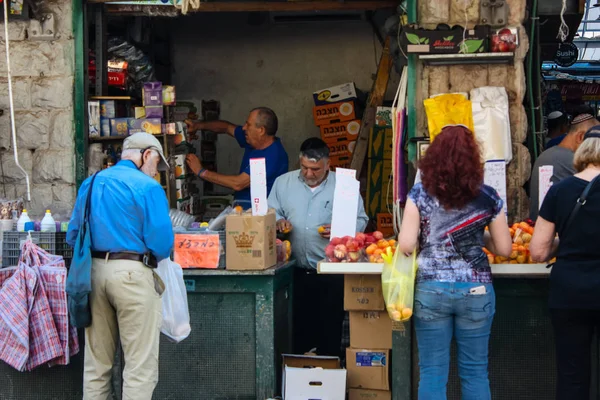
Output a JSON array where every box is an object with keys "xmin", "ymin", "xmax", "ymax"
[
  {"xmin": 344, "ymin": 274, "xmax": 393, "ymax": 400},
  {"xmin": 366, "ymin": 107, "xmax": 394, "ymax": 235},
  {"xmin": 312, "ymin": 83, "xmax": 361, "ymax": 169}
]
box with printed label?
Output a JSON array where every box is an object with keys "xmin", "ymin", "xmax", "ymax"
[
  {"xmin": 162, "ymin": 85, "xmax": 176, "ymax": 106},
  {"xmin": 134, "ymin": 107, "xmax": 146, "ymax": 119},
  {"xmin": 145, "ymin": 106, "xmax": 164, "ymax": 119},
  {"xmin": 376, "ymin": 213, "xmax": 394, "ymax": 238},
  {"xmin": 366, "ymin": 159, "xmax": 393, "ymax": 217},
  {"xmin": 346, "ymin": 348, "xmax": 390, "ymax": 391},
  {"xmin": 375, "ymin": 107, "xmax": 393, "ymax": 128},
  {"xmin": 349, "ymin": 389, "xmax": 392, "ymax": 400},
  {"xmin": 330, "ymin": 157, "xmax": 352, "ymax": 170},
  {"xmin": 282, "ymin": 354, "xmax": 347, "ymax": 400},
  {"xmin": 313, "ymin": 82, "xmax": 357, "ymax": 106},
  {"xmin": 100, "ymin": 100, "xmax": 116, "ymax": 119},
  {"xmin": 88, "ymin": 101, "xmax": 100, "ymax": 137},
  {"xmin": 369, "ymin": 127, "xmax": 394, "ymax": 160},
  {"xmin": 344, "ymin": 275, "xmax": 385, "ymax": 311},
  {"xmin": 109, "ymin": 118, "xmax": 132, "ymax": 136},
  {"xmin": 320, "ymin": 119, "xmax": 361, "ymax": 143},
  {"xmin": 128, "ymin": 118, "xmax": 162, "ymax": 135},
  {"xmin": 313, "ymin": 100, "xmax": 357, "ymax": 126},
  {"xmin": 225, "ymin": 209, "xmax": 277, "ymax": 271},
  {"xmin": 328, "ymin": 140, "xmax": 356, "ymax": 161},
  {"xmin": 173, "ymin": 154, "xmax": 188, "ymax": 179},
  {"xmin": 143, "ymin": 81, "xmax": 163, "ymax": 106},
  {"xmin": 350, "ymin": 311, "xmax": 393, "ymax": 349}
]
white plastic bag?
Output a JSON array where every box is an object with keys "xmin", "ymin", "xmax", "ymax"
[
  {"xmin": 156, "ymin": 259, "xmax": 191, "ymax": 343},
  {"xmin": 470, "ymin": 87, "xmax": 512, "ymax": 163}
]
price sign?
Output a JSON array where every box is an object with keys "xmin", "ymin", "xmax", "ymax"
[{"xmin": 174, "ymin": 233, "xmax": 220, "ymax": 269}]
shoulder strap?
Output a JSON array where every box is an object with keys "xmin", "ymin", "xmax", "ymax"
[
  {"xmin": 563, "ymin": 174, "xmax": 600, "ymax": 235},
  {"xmin": 81, "ymin": 173, "xmax": 99, "ymax": 247}
]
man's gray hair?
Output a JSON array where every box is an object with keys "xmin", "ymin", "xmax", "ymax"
[
  {"xmin": 121, "ymin": 148, "xmax": 158, "ymax": 163},
  {"xmin": 299, "ymin": 137, "xmax": 330, "ymax": 162},
  {"xmin": 251, "ymin": 107, "xmax": 278, "ymax": 136}
]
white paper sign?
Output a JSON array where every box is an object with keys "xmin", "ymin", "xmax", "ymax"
[
  {"xmin": 538, "ymin": 165, "xmax": 554, "ymax": 210},
  {"xmin": 331, "ymin": 168, "xmax": 359, "ymax": 239},
  {"xmin": 484, "ymin": 160, "xmax": 508, "ymax": 216},
  {"xmin": 249, "ymin": 158, "xmax": 268, "ymax": 216}
]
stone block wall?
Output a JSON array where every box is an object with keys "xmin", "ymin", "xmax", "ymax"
[
  {"xmin": 416, "ymin": 0, "xmax": 530, "ymax": 223},
  {"xmin": 0, "ymin": 0, "xmax": 75, "ymax": 219}
]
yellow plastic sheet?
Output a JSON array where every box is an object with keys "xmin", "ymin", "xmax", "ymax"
[
  {"xmin": 423, "ymin": 94, "xmax": 474, "ymax": 141},
  {"xmin": 381, "ymin": 248, "xmax": 417, "ymax": 322}
]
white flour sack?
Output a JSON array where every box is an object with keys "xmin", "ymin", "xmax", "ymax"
[{"xmin": 470, "ymin": 87, "xmax": 512, "ymax": 163}]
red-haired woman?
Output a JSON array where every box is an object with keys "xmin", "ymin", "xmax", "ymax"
[{"xmin": 398, "ymin": 125, "xmax": 512, "ymax": 399}]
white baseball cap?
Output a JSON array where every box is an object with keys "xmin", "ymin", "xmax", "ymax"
[
  {"xmin": 548, "ymin": 111, "xmax": 564, "ymax": 120},
  {"xmin": 123, "ymin": 132, "xmax": 169, "ymax": 171}
]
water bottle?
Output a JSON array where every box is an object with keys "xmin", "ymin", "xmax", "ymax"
[
  {"xmin": 17, "ymin": 209, "xmax": 32, "ymax": 232},
  {"xmin": 41, "ymin": 210, "xmax": 57, "ymax": 232}
]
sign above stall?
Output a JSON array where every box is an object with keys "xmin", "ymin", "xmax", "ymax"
[{"xmin": 554, "ymin": 42, "xmax": 579, "ymax": 67}]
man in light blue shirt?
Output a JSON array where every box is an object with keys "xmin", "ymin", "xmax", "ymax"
[
  {"xmin": 268, "ymin": 138, "xmax": 368, "ymax": 357},
  {"xmin": 67, "ymin": 132, "xmax": 174, "ymax": 400}
]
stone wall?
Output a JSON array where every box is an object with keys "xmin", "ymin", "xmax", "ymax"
[
  {"xmin": 0, "ymin": 0, "xmax": 75, "ymax": 220},
  {"xmin": 417, "ymin": 0, "xmax": 530, "ymax": 223}
]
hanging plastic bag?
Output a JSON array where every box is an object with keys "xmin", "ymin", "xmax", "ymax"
[
  {"xmin": 156, "ymin": 259, "xmax": 191, "ymax": 343},
  {"xmin": 381, "ymin": 247, "xmax": 417, "ymax": 322},
  {"xmin": 424, "ymin": 94, "xmax": 474, "ymax": 141},
  {"xmin": 470, "ymin": 86, "xmax": 512, "ymax": 163}
]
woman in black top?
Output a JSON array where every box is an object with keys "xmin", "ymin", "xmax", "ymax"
[{"xmin": 531, "ymin": 124, "xmax": 600, "ymax": 400}]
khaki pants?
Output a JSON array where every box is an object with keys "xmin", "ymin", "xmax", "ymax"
[{"xmin": 83, "ymin": 258, "xmax": 164, "ymax": 400}]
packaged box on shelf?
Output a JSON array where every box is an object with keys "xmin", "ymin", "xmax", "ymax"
[
  {"xmin": 282, "ymin": 354, "xmax": 347, "ymax": 400},
  {"xmin": 225, "ymin": 209, "xmax": 276, "ymax": 271},
  {"xmin": 346, "ymin": 348, "xmax": 390, "ymax": 391},
  {"xmin": 88, "ymin": 101, "xmax": 100, "ymax": 137},
  {"xmin": 320, "ymin": 120, "xmax": 361, "ymax": 143},
  {"xmin": 313, "ymin": 82, "xmax": 357, "ymax": 106},
  {"xmin": 366, "ymin": 159, "xmax": 393, "ymax": 217},
  {"xmin": 313, "ymin": 100, "xmax": 357, "ymax": 126},
  {"xmin": 350, "ymin": 311, "xmax": 393, "ymax": 349},
  {"xmin": 328, "ymin": 140, "xmax": 356, "ymax": 160},
  {"xmin": 128, "ymin": 118, "xmax": 162, "ymax": 135},
  {"xmin": 369, "ymin": 127, "xmax": 393, "ymax": 160},
  {"xmin": 344, "ymin": 274, "xmax": 385, "ymax": 311},
  {"xmin": 100, "ymin": 100, "xmax": 116, "ymax": 119},
  {"xmin": 100, "ymin": 118, "xmax": 110, "ymax": 137},
  {"xmin": 145, "ymin": 106, "xmax": 163, "ymax": 119},
  {"xmin": 143, "ymin": 81, "xmax": 163, "ymax": 106},
  {"xmin": 174, "ymin": 122, "xmax": 188, "ymax": 145},
  {"xmin": 162, "ymin": 123, "xmax": 176, "ymax": 136},
  {"xmin": 375, "ymin": 107, "xmax": 393, "ymax": 128},
  {"xmin": 173, "ymin": 154, "xmax": 188, "ymax": 179},
  {"xmin": 376, "ymin": 213, "xmax": 394, "ymax": 238},
  {"xmin": 349, "ymin": 389, "xmax": 392, "ymax": 400},
  {"xmin": 134, "ymin": 107, "xmax": 146, "ymax": 119},
  {"xmin": 401, "ymin": 25, "xmax": 490, "ymax": 54},
  {"xmin": 109, "ymin": 118, "xmax": 132, "ymax": 136},
  {"xmin": 162, "ymin": 85, "xmax": 176, "ymax": 106}
]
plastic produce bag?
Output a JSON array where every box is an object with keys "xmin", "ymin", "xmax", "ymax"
[
  {"xmin": 470, "ymin": 86, "xmax": 512, "ymax": 163},
  {"xmin": 424, "ymin": 94, "xmax": 474, "ymax": 141},
  {"xmin": 156, "ymin": 259, "xmax": 191, "ymax": 343},
  {"xmin": 381, "ymin": 247, "xmax": 417, "ymax": 322}
]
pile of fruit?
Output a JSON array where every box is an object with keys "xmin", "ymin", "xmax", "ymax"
[
  {"xmin": 276, "ymin": 239, "xmax": 291, "ymax": 262},
  {"xmin": 324, "ymin": 231, "xmax": 396, "ymax": 263},
  {"xmin": 484, "ymin": 220, "xmax": 555, "ymax": 264}
]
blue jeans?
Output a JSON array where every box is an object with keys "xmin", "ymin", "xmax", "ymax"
[{"xmin": 414, "ymin": 281, "xmax": 495, "ymax": 400}]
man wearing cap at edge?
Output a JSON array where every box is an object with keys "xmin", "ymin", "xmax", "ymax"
[
  {"xmin": 546, "ymin": 111, "xmax": 570, "ymax": 149},
  {"xmin": 530, "ymin": 112, "xmax": 600, "ymax": 220},
  {"xmin": 67, "ymin": 132, "xmax": 174, "ymax": 400}
]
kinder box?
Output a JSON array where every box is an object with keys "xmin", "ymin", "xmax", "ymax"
[
  {"xmin": 349, "ymin": 311, "xmax": 393, "ymax": 349},
  {"xmin": 349, "ymin": 389, "xmax": 392, "ymax": 400},
  {"xmin": 344, "ymin": 274, "xmax": 385, "ymax": 311},
  {"xmin": 313, "ymin": 82, "xmax": 357, "ymax": 106},
  {"xmin": 128, "ymin": 118, "xmax": 162, "ymax": 135},
  {"xmin": 346, "ymin": 348, "xmax": 390, "ymax": 391},
  {"xmin": 282, "ymin": 354, "xmax": 347, "ymax": 400},
  {"xmin": 376, "ymin": 213, "xmax": 394, "ymax": 237},
  {"xmin": 225, "ymin": 209, "xmax": 276, "ymax": 270},
  {"xmin": 320, "ymin": 119, "xmax": 361, "ymax": 143},
  {"xmin": 313, "ymin": 100, "xmax": 357, "ymax": 126}
]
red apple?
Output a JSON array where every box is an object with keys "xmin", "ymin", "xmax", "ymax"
[
  {"xmin": 330, "ymin": 237, "xmax": 342, "ymax": 246},
  {"xmin": 372, "ymin": 231, "xmax": 384, "ymax": 241}
]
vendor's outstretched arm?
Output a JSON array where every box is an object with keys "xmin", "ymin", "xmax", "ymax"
[
  {"xmin": 186, "ymin": 120, "xmax": 236, "ymax": 137},
  {"xmin": 201, "ymin": 170, "xmax": 250, "ymax": 192}
]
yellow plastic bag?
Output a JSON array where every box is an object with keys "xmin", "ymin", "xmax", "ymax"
[
  {"xmin": 381, "ymin": 247, "xmax": 417, "ymax": 322},
  {"xmin": 423, "ymin": 94, "xmax": 474, "ymax": 141}
]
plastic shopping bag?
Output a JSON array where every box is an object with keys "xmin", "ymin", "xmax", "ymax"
[
  {"xmin": 423, "ymin": 93, "xmax": 474, "ymax": 141},
  {"xmin": 470, "ymin": 86, "xmax": 512, "ymax": 163},
  {"xmin": 381, "ymin": 247, "xmax": 417, "ymax": 322},
  {"xmin": 156, "ymin": 259, "xmax": 191, "ymax": 343}
]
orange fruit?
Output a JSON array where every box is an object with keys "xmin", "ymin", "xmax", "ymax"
[
  {"xmin": 401, "ymin": 308, "xmax": 413, "ymax": 319},
  {"xmin": 387, "ymin": 239, "xmax": 397, "ymax": 247},
  {"xmin": 377, "ymin": 240, "xmax": 389, "ymax": 249},
  {"xmin": 516, "ymin": 254, "xmax": 526, "ymax": 264},
  {"xmin": 487, "ymin": 254, "xmax": 495, "ymax": 264},
  {"xmin": 366, "ymin": 244, "xmax": 378, "ymax": 255},
  {"xmin": 373, "ymin": 248, "xmax": 383, "ymax": 256}
]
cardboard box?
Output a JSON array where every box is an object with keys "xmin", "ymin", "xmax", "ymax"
[
  {"xmin": 313, "ymin": 100, "xmax": 357, "ymax": 126},
  {"xmin": 376, "ymin": 213, "xmax": 394, "ymax": 238},
  {"xmin": 134, "ymin": 107, "xmax": 146, "ymax": 119},
  {"xmin": 344, "ymin": 275, "xmax": 385, "ymax": 311},
  {"xmin": 145, "ymin": 106, "xmax": 163, "ymax": 119},
  {"xmin": 350, "ymin": 311, "xmax": 393, "ymax": 349},
  {"xmin": 128, "ymin": 118, "xmax": 162, "ymax": 135},
  {"xmin": 282, "ymin": 354, "xmax": 347, "ymax": 400},
  {"xmin": 401, "ymin": 25, "xmax": 490, "ymax": 54},
  {"xmin": 346, "ymin": 348, "xmax": 390, "ymax": 391},
  {"xmin": 313, "ymin": 82, "xmax": 357, "ymax": 106},
  {"xmin": 320, "ymin": 119, "xmax": 361, "ymax": 143},
  {"xmin": 330, "ymin": 157, "xmax": 352, "ymax": 170},
  {"xmin": 143, "ymin": 81, "xmax": 163, "ymax": 106},
  {"xmin": 225, "ymin": 209, "xmax": 276, "ymax": 270},
  {"xmin": 100, "ymin": 100, "xmax": 116, "ymax": 119},
  {"xmin": 328, "ymin": 140, "xmax": 356, "ymax": 161},
  {"xmin": 109, "ymin": 118, "xmax": 132, "ymax": 136},
  {"xmin": 173, "ymin": 154, "xmax": 188, "ymax": 179},
  {"xmin": 349, "ymin": 389, "xmax": 392, "ymax": 400},
  {"xmin": 162, "ymin": 85, "xmax": 176, "ymax": 106},
  {"xmin": 369, "ymin": 127, "xmax": 393, "ymax": 160},
  {"xmin": 375, "ymin": 107, "xmax": 392, "ymax": 128},
  {"xmin": 88, "ymin": 101, "xmax": 100, "ymax": 137},
  {"xmin": 366, "ymin": 159, "xmax": 393, "ymax": 217},
  {"xmin": 100, "ymin": 118, "xmax": 110, "ymax": 137}
]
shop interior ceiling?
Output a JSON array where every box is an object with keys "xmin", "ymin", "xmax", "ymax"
[{"xmin": 538, "ymin": 0, "xmax": 586, "ymax": 61}]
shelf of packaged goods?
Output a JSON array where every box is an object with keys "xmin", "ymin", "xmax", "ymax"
[
  {"xmin": 419, "ymin": 52, "xmax": 514, "ymax": 66},
  {"xmin": 89, "ymin": 96, "xmax": 132, "ymax": 101},
  {"xmin": 89, "ymin": 134, "xmax": 165, "ymax": 143}
]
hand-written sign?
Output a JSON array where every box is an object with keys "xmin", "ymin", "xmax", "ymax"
[
  {"xmin": 539, "ymin": 165, "xmax": 554, "ymax": 210},
  {"xmin": 174, "ymin": 233, "xmax": 220, "ymax": 269},
  {"xmin": 484, "ymin": 160, "xmax": 507, "ymax": 216}
]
